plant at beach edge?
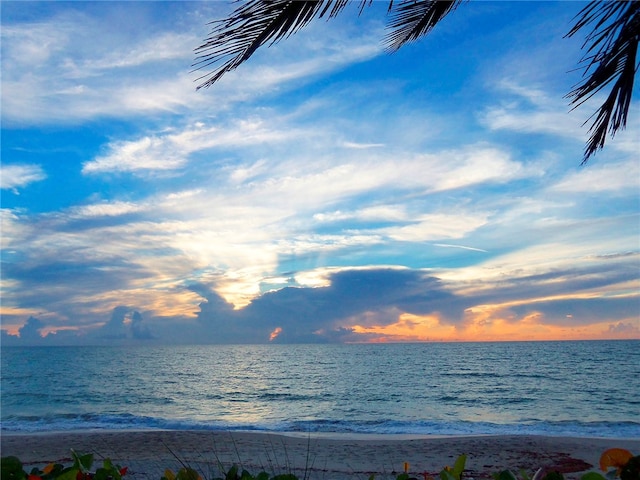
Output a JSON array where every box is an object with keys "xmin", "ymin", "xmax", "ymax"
[
  {"xmin": 1, "ymin": 450, "xmax": 127, "ymax": 480},
  {"xmin": 2, "ymin": 448, "xmax": 638, "ymax": 480},
  {"xmin": 391, "ymin": 454, "xmax": 467, "ymax": 480},
  {"xmin": 490, "ymin": 448, "xmax": 638, "ymax": 480}
]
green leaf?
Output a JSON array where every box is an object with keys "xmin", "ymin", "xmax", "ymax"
[
  {"xmin": 542, "ymin": 472, "xmax": 564, "ymax": 480},
  {"xmin": 93, "ymin": 468, "xmax": 110, "ymax": 480},
  {"xmin": 1, "ymin": 456, "xmax": 26, "ymax": 480},
  {"xmin": 225, "ymin": 465, "xmax": 238, "ymax": 480},
  {"xmin": 176, "ymin": 468, "xmax": 201, "ymax": 480},
  {"xmin": 494, "ymin": 471, "xmax": 518, "ymax": 480},
  {"xmin": 103, "ymin": 459, "xmax": 122, "ymax": 480},
  {"xmin": 581, "ymin": 474, "xmax": 607, "ymax": 480},
  {"xmin": 255, "ymin": 473, "xmax": 270, "ymax": 480},
  {"xmin": 56, "ymin": 467, "xmax": 79, "ymax": 480},
  {"xmin": 239, "ymin": 469, "xmax": 254, "ymax": 480},
  {"xmin": 71, "ymin": 451, "xmax": 94, "ymax": 473},
  {"xmin": 452, "ymin": 455, "xmax": 467, "ymax": 480},
  {"xmin": 397, "ymin": 474, "xmax": 410, "ymax": 480},
  {"xmin": 440, "ymin": 470, "xmax": 457, "ymax": 480}
]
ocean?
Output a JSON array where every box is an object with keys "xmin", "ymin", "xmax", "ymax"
[{"xmin": 1, "ymin": 341, "xmax": 638, "ymax": 437}]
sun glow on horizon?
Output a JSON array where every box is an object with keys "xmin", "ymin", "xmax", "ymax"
[{"xmin": 351, "ymin": 312, "xmax": 640, "ymax": 343}]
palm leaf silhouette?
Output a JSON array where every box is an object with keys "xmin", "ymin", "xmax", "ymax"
[
  {"xmin": 566, "ymin": 1, "xmax": 639, "ymax": 163},
  {"xmin": 194, "ymin": 0, "xmax": 639, "ymax": 163}
]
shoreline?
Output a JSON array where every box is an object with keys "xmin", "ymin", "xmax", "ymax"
[{"xmin": 2, "ymin": 431, "xmax": 639, "ymax": 480}]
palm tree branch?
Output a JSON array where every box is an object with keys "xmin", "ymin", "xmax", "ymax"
[
  {"xmin": 193, "ymin": 0, "xmax": 369, "ymax": 89},
  {"xmin": 384, "ymin": 0, "xmax": 464, "ymax": 52},
  {"xmin": 565, "ymin": 0, "xmax": 640, "ymax": 163}
]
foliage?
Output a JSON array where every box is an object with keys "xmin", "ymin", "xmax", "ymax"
[
  {"xmin": 2, "ymin": 450, "xmax": 127, "ymax": 480},
  {"xmin": 489, "ymin": 449, "xmax": 638, "ymax": 480},
  {"xmin": 2, "ymin": 447, "xmax": 637, "ymax": 480},
  {"xmin": 163, "ymin": 463, "xmax": 304, "ymax": 480}
]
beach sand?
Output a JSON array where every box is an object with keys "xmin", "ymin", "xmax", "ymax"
[{"xmin": 2, "ymin": 431, "xmax": 639, "ymax": 480}]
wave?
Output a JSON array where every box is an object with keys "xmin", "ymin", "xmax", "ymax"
[{"xmin": 2, "ymin": 413, "xmax": 639, "ymax": 438}]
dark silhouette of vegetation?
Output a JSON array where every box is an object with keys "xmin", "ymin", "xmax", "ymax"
[{"xmin": 193, "ymin": 0, "xmax": 639, "ymax": 164}]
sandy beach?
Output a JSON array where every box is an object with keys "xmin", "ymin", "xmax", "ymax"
[{"xmin": 2, "ymin": 431, "xmax": 638, "ymax": 480}]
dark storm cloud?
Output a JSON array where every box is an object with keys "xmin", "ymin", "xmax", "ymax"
[
  {"xmin": 3, "ymin": 263, "xmax": 637, "ymax": 345},
  {"xmin": 188, "ymin": 268, "xmax": 461, "ymax": 343},
  {"xmin": 17, "ymin": 316, "xmax": 46, "ymax": 342},
  {"xmin": 98, "ymin": 306, "xmax": 154, "ymax": 341}
]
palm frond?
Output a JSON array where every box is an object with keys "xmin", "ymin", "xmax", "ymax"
[
  {"xmin": 565, "ymin": 0, "xmax": 640, "ymax": 164},
  {"xmin": 384, "ymin": 0, "xmax": 464, "ymax": 52},
  {"xmin": 193, "ymin": 0, "xmax": 370, "ymax": 89}
]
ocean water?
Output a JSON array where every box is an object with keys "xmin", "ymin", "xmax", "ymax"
[{"xmin": 1, "ymin": 341, "xmax": 639, "ymax": 437}]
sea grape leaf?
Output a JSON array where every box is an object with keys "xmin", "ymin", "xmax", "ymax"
[
  {"xmin": 494, "ymin": 471, "xmax": 518, "ymax": 480},
  {"xmin": 440, "ymin": 470, "xmax": 457, "ymax": 480},
  {"xmin": 176, "ymin": 467, "xmax": 201, "ymax": 480},
  {"xmin": 542, "ymin": 472, "xmax": 565, "ymax": 480},
  {"xmin": 239, "ymin": 469, "xmax": 254, "ymax": 480},
  {"xmin": 1, "ymin": 456, "xmax": 26, "ymax": 480},
  {"xmin": 620, "ymin": 456, "xmax": 640, "ymax": 480},
  {"xmin": 581, "ymin": 473, "xmax": 607, "ymax": 480},
  {"xmin": 55, "ymin": 467, "xmax": 79, "ymax": 480},
  {"xmin": 71, "ymin": 451, "xmax": 93, "ymax": 473},
  {"xmin": 452, "ymin": 455, "xmax": 467, "ymax": 480},
  {"xmin": 225, "ymin": 465, "xmax": 238, "ymax": 480}
]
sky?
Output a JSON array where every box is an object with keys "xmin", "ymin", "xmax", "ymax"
[{"xmin": 1, "ymin": 1, "xmax": 639, "ymax": 345}]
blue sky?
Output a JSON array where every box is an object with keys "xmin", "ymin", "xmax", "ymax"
[{"xmin": 1, "ymin": 1, "xmax": 638, "ymax": 345}]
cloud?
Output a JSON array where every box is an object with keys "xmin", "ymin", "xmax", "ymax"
[
  {"xmin": 187, "ymin": 267, "xmax": 460, "ymax": 343},
  {"xmin": 82, "ymin": 120, "xmax": 300, "ymax": 174},
  {"xmin": 1, "ymin": 4, "xmax": 383, "ymax": 126},
  {"xmin": 1, "ymin": 164, "xmax": 46, "ymax": 191},
  {"xmin": 6, "ymin": 261, "xmax": 637, "ymax": 345},
  {"xmin": 2, "ymin": 2, "xmax": 638, "ymax": 346},
  {"xmin": 382, "ymin": 212, "xmax": 489, "ymax": 242},
  {"xmin": 607, "ymin": 321, "xmax": 640, "ymax": 337},
  {"xmin": 71, "ymin": 202, "xmax": 144, "ymax": 218},
  {"xmin": 434, "ymin": 244, "xmax": 488, "ymax": 253},
  {"xmin": 98, "ymin": 306, "xmax": 154, "ymax": 341},
  {"xmin": 550, "ymin": 158, "xmax": 640, "ymax": 193},
  {"xmin": 17, "ymin": 316, "xmax": 46, "ymax": 341}
]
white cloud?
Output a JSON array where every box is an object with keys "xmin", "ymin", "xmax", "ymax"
[
  {"xmin": 1, "ymin": 164, "xmax": 46, "ymax": 190},
  {"xmin": 83, "ymin": 119, "xmax": 298, "ymax": 174},
  {"xmin": 434, "ymin": 243, "xmax": 488, "ymax": 253},
  {"xmin": 342, "ymin": 141, "xmax": 385, "ymax": 149},
  {"xmin": 1, "ymin": 5, "xmax": 383, "ymax": 126},
  {"xmin": 551, "ymin": 159, "xmax": 640, "ymax": 193},
  {"xmin": 480, "ymin": 79, "xmax": 584, "ymax": 139},
  {"xmin": 383, "ymin": 212, "xmax": 489, "ymax": 242},
  {"xmin": 71, "ymin": 202, "xmax": 144, "ymax": 218},
  {"xmin": 314, "ymin": 205, "xmax": 407, "ymax": 223}
]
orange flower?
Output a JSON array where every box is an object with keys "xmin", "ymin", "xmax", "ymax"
[
  {"xmin": 599, "ymin": 448, "xmax": 633, "ymax": 473},
  {"xmin": 43, "ymin": 464, "xmax": 56, "ymax": 475}
]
